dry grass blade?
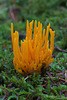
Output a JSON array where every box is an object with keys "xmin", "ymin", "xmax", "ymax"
[{"xmin": 65, "ymin": 70, "xmax": 67, "ymax": 83}]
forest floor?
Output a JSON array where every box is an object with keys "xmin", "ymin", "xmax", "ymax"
[{"xmin": 0, "ymin": 0, "xmax": 67, "ymax": 100}]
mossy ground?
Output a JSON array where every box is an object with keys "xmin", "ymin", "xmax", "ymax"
[{"xmin": 0, "ymin": 0, "xmax": 67, "ymax": 100}]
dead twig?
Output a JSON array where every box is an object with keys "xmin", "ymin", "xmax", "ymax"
[
  {"xmin": 55, "ymin": 46, "xmax": 67, "ymax": 53},
  {"xmin": 10, "ymin": 8, "xmax": 18, "ymax": 22},
  {"xmin": 25, "ymin": 93, "xmax": 31, "ymax": 100},
  {"xmin": 46, "ymin": 72, "xmax": 54, "ymax": 82},
  {"xmin": 59, "ymin": 78, "xmax": 65, "ymax": 82},
  {"xmin": 24, "ymin": 76, "xmax": 30, "ymax": 81}
]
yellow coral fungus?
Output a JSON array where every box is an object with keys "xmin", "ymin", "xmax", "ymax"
[{"xmin": 11, "ymin": 20, "xmax": 55, "ymax": 75}]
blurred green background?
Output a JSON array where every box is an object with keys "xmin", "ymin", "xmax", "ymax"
[{"xmin": 0, "ymin": 0, "xmax": 67, "ymax": 46}]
